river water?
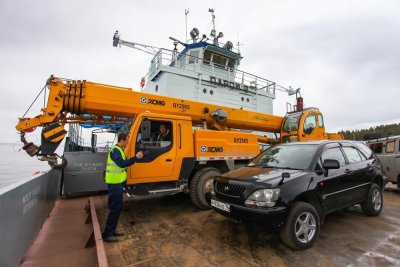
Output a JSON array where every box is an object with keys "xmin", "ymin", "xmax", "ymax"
[{"xmin": 0, "ymin": 143, "xmax": 49, "ymax": 190}]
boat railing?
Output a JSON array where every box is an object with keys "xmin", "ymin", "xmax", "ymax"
[
  {"xmin": 148, "ymin": 48, "xmax": 276, "ymax": 96},
  {"xmin": 68, "ymin": 124, "xmax": 85, "ymax": 147}
]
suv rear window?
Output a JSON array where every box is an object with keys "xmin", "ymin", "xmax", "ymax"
[
  {"xmin": 354, "ymin": 142, "xmax": 373, "ymax": 159},
  {"xmin": 342, "ymin": 147, "xmax": 363, "ymax": 163}
]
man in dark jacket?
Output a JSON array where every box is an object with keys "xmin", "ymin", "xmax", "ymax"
[
  {"xmin": 156, "ymin": 123, "xmax": 171, "ymax": 142},
  {"xmin": 102, "ymin": 132, "xmax": 143, "ymax": 242}
]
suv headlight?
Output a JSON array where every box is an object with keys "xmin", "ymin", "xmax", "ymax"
[{"xmin": 245, "ymin": 189, "xmax": 280, "ymax": 207}]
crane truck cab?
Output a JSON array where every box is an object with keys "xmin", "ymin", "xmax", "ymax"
[
  {"xmin": 281, "ymin": 108, "xmax": 342, "ymax": 143},
  {"xmin": 121, "ymin": 112, "xmax": 260, "ymax": 209}
]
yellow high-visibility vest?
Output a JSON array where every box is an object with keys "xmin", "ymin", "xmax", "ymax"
[{"xmin": 105, "ymin": 146, "xmax": 127, "ymax": 184}]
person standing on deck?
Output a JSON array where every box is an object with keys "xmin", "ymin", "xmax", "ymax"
[{"xmin": 102, "ymin": 132, "xmax": 143, "ymax": 242}]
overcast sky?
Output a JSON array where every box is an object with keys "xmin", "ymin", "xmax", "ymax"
[{"xmin": 1, "ymin": 0, "xmax": 399, "ymax": 145}]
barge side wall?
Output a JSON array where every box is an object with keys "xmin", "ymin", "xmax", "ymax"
[{"xmin": 0, "ymin": 169, "xmax": 61, "ymax": 267}]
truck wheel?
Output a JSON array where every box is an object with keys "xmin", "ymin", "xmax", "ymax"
[
  {"xmin": 280, "ymin": 202, "xmax": 320, "ymax": 250},
  {"xmin": 190, "ymin": 167, "xmax": 222, "ymax": 210},
  {"xmin": 361, "ymin": 183, "xmax": 383, "ymax": 216}
]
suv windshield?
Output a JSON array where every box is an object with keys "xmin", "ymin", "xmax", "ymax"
[{"xmin": 248, "ymin": 144, "xmax": 319, "ymax": 169}]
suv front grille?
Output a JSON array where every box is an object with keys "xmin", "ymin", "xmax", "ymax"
[{"xmin": 215, "ymin": 181, "xmax": 245, "ymax": 198}]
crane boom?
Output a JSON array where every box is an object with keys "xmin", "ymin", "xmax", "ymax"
[
  {"xmin": 15, "ymin": 76, "xmax": 341, "ymax": 170},
  {"xmin": 16, "ymin": 76, "xmax": 283, "ymax": 133}
]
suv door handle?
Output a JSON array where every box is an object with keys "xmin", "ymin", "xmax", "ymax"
[
  {"xmin": 344, "ymin": 169, "xmax": 352, "ymax": 175},
  {"xmin": 165, "ymin": 159, "xmax": 172, "ymax": 162}
]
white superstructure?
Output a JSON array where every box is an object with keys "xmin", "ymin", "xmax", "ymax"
[{"xmin": 114, "ymin": 9, "xmax": 297, "ymax": 115}]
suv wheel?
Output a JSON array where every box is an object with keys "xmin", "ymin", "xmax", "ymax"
[
  {"xmin": 361, "ymin": 183, "xmax": 383, "ymax": 216},
  {"xmin": 280, "ymin": 202, "xmax": 320, "ymax": 250}
]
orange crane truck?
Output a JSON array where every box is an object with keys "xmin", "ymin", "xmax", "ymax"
[{"xmin": 16, "ymin": 76, "xmax": 341, "ymax": 208}]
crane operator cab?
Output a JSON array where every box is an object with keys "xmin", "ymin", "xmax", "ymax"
[
  {"xmin": 136, "ymin": 119, "xmax": 173, "ymax": 161},
  {"xmin": 281, "ymin": 108, "xmax": 328, "ymax": 143}
]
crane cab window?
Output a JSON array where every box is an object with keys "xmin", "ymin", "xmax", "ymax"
[
  {"xmin": 151, "ymin": 121, "xmax": 172, "ymax": 147},
  {"xmin": 283, "ymin": 113, "xmax": 300, "ymax": 132},
  {"xmin": 303, "ymin": 114, "xmax": 317, "ymax": 135},
  {"xmin": 317, "ymin": 114, "xmax": 324, "ymax": 128},
  {"xmin": 136, "ymin": 120, "xmax": 173, "ymax": 162}
]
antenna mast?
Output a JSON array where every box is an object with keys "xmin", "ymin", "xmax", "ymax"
[
  {"xmin": 209, "ymin": 8, "xmax": 216, "ymax": 33},
  {"xmin": 185, "ymin": 9, "xmax": 189, "ymax": 42},
  {"xmin": 236, "ymin": 41, "xmax": 244, "ymax": 53},
  {"xmin": 209, "ymin": 8, "xmax": 217, "ymax": 45}
]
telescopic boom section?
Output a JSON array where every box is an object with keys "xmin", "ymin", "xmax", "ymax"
[{"xmin": 16, "ymin": 76, "xmax": 284, "ymax": 133}]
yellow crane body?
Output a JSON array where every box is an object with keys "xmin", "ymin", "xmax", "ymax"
[{"xmin": 16, "ymin": 76, "xmax": 341, "ymax": 208}]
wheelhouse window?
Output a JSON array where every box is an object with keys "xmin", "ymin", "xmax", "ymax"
[
  {"xmin": 189, "ymin": 50, "xmax": 199, "ymax": 64},
  {"xmin": 203, "ymin": 49, "xmax": 234, "ymax": 69}
]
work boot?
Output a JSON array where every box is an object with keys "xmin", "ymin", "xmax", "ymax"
[
  {"xmin": 103, "ymin": 235, "xmax": 119, "ymax": 242},
  {"xmin": 113, "ymin": 231, "xmax": 125, "ymax": 236}
]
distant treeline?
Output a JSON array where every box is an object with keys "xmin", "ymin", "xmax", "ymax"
[{"xmin": 338, "ymin": 123, "xmax": 400, "ymax": 140}]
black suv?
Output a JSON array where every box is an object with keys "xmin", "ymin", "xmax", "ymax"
[{"xmin": 211, "ymin": 140, "xmax": 385, "ymax": 250}]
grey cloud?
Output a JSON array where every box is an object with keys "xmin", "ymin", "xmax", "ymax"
[{"xmin": 1, "ymin": 0, "xmax": 399, "ymax": 143}]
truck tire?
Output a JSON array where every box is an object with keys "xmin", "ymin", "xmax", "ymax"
[
  {"xmin": 361, "ymin": 183, "xmax": 383, "ymax": 216},
  {"xmin": 280, "ymin": 201, "xmax": 320, "ymax": 250},
  {"xmin": 190, "ymin": 167, "xmax": 222, "ymax": 210}
]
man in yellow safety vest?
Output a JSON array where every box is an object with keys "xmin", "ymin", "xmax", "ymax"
[{"xmin": 102, "ymin": 132, "xmax": 143, "ymax": 242}]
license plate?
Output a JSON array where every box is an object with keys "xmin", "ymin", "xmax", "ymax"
[{"xmin": 211, "ymin": 199, "xmax": 230, "ymax": 213}]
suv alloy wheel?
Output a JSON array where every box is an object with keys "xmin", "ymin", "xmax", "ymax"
[
  {"xmin": 361, "ymin": 183, "xmax": 383, "ymax": 216},
  {"xmin": 280, "ymin": 202, "xmax": 320, "ymax": 250}
]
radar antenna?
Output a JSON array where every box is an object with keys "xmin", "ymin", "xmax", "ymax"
[{"xmin": 208, "ymin": 8, "xmax": 223, "ymax": 46}]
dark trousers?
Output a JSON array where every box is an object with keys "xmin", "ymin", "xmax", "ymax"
[{"xmin": 103, "ymin": 183, "xmax": 124, "ymax": 237}]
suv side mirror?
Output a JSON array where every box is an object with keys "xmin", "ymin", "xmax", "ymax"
[{"xmin": 322, "ymin": 159, "xmax": 340, "ymax": 170}]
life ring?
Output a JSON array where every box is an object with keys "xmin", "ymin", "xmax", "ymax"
[{"xmin": 140, "ymin": 77, "xmax": 145, "ymax": 88}]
